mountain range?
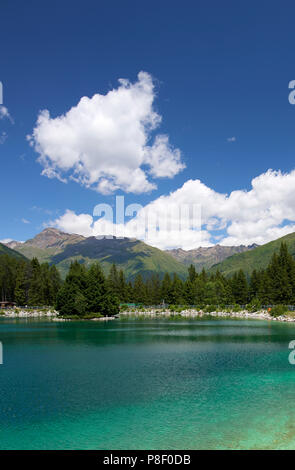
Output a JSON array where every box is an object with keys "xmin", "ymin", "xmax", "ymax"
[
  {"xmin": 3, "ymin": 228, "xmax": 188, "ymax": 280},
  {"xmin": 3, "ymin": 228, "xmax": 295, "ymax": 280},
  {"xmin": 166, "ymin": 244, "xmax": 258, "ymax": 271}
]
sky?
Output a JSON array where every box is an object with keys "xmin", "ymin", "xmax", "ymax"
[{"xmin": 0, "ymin": 0, "xmax": 295, "ymax": 249}]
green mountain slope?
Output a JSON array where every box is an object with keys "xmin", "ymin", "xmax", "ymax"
[
  {"xmin": 8, "ymin": 229, "xmax": 188, "ymax": 280},
  {"xmin": 211, "ymin": 232, "xmax": 295, "ymax": 277},
  {"xmin": 52, "ymin": 237, "xmax": 188, "ymax": 280},
  {"xmin": 0, "ymin": 242, "xmax": 27, "ymax": 260}
]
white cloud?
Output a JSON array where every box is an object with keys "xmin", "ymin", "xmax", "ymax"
[
  {"xmin": 0, "ymin": 106, "xmax": 9, "ymax": 119},
  {"xmin": 28, "ymin": 72, "xmax": 185, "ymax": 194},
  {"xmin": 227, "ymin": 136, "xmax": 236, "ymax": 142},
  {"xmin": 0, "ymin": 106, "xmax": 14, "ymax": 124},
  {"xmin": 0, "ymin": 131, "xmax": 7, "ymax": 144},
  {"xmin": 47, "ymin": 169, "xmax": 295, "ymax": 250},
  {"xmin": 21, "ymin": 218, "xmax": 30, "ymax": 224}
]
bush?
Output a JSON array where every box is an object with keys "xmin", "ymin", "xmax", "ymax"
[
  {"xmin": 246, "ymin": 298, "xmax": 262, "ymax": 312},
  {"xmin": 269, "ymin": 305, "xmax": 289, "ymax": 317},
  {"xmin": 231, "ymin": 304, "xmax": 242, "ymax": 312},
  {"xmin": 120, "ymin": 304, "xmax": 129, "ymax": 311},
  {"xmin": 204, "ymin": 305, "xmax": 217, "ymax": 313}
]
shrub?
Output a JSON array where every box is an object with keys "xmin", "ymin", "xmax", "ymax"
[
  {"xmin": 204, "ymin": 305, "xmax": 217, "ymax": 313},
  {"xmin": 269, "ymin": 305, "xmax": 289, "ymax": 317},
  {"xmin": 246, "ymin": 298, "xmax": 262, "ymax": 312},
  {"xmin": 120, "ymin": 304, "xmax": 129, "ymax": 311},
  {"xmin": 231, "ymin": 304, "xmax": 242, "ymax": 312}
]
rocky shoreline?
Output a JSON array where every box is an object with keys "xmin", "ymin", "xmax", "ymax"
[
  {"xmin": 1, "ymin": 307, "xmax": 295, "ymax": 323},
  {"xmin": 119, "ymin": 308, "xmax": 295, "ymax": 323},
  {"xmin": 0, "ymin": 308, "xmax": 58, "ymax": 318},
  {"xmin": 0, "ymin": 308, "xmax": 117, "ymax": 321}
]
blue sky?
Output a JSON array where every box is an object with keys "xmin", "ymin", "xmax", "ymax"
[{"xmin": 0, "ymin": 0, "xmax": 295, "ymax": 248}]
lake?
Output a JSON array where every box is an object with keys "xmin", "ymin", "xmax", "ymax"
[{"xmin": 0, "ymin": 317, "xmax": 295, "ymax": 449}]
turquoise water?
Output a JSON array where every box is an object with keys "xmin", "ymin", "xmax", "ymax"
[{"xmin": 1, "ymin": 318, "xmax": 295, "ymax": 449}]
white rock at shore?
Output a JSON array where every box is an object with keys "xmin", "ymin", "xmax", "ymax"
[
  {"xmin": 119, "ymin": 308, "xmax": 295, "ymax": 323},
  {"xmin": 1, "ymin": 308, "xmax": 58, "ymax": 318}
]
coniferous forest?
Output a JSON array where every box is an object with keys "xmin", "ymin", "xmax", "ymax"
[{"xmin": 1, "ymin": 242, "xmax": 295, "ymax": 316}]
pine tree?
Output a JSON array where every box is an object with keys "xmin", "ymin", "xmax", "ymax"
[
  {"xmin": 256, "ymin": 270, "xmax": 269, "ymax": 304},
  {"xmin": 133, "ymin": 274, "xmax": 147, "ymax": 304},
  {"xmin": 231, "ymin": 269, "xmax": 248, "ymax": 304},
  {"xmin": 150, "ymin": 273, "xmax": 161, "ymax": 305},
  {"xmin": 194, "ymin": 276, "xmax": 205, "ymax": 304},
  {"xmin": 49, "ymin": 265, "xmax": 62, "ymax": 305},
  {"xmin": 40, "ymin": 263, "xmax": 53, "ymax": 305},
  {"xmin": 108, "ymin": 264, "xmax": 120, "ymax": 297},
  {"xmin": 170, "ymin": 274, "xmax": 184, "ymax": 305},
  {"xmin": 55, "ymin": 261, "xmax": 87, "ymax": 316},
  {"xmin": 28, "ymin": 258, "xmax": 44, "ymax": 306},
  {"xmin": 161, "ymin": 272, "xmax": 172, "ymax": 304},
  {"xmin": 188, "ymin": 264, "xmax": 197, "ymax": 283},
  {"xmin": 200, "ymin": 268, "xmax": 208, "ymax": 284},
  {"xmin": 249, "ymin": 269, "xmax": 260, "ymax": 300},
  {"xmin": 85, "ymin": 262, "xmax": 108, "ymax": 313},
  {"xmin": 118, "ymin": 269, "xmax": 127, "ymax": 302},
  {"xmin": 14, "ymin": 261, "xmax": 28, "ymax": 305}
]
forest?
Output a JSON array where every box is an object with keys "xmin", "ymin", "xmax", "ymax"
[{"xmin": 0, "ymin": 242, "xmax": 295, "ymax": 316}]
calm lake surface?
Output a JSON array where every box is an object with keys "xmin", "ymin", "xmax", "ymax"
[{"xmin": 1, "ymin": 317, "xmax": 295, "ymax": 449}]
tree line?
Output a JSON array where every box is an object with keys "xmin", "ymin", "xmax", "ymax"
[
  {"xmin": 1, "ymin": 242, "xmax": 295, "ymax": 316},
  {"xmin": 0, "ymin": 256, "xmax": 62, "ymax": 306},
  {"xmin": 106, "ymin": 243, "xmax": 295, "ymax": 308}
]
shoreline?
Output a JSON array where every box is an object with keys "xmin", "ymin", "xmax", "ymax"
[
  {"xmin": 119, "ymin": 308, "xmax": 295, "ymax": 323},
  {"xmin": 0, "ymin": 308, "xmax": 117, "ymax": 321},
  {"xmin": 1, "ymin": 308, "xmax": 295, "ymax": 323}
]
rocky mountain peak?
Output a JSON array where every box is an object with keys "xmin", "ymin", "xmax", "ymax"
[{"xmin": 24, "ymin": 227, "xmax": 85, "ymax": 250}]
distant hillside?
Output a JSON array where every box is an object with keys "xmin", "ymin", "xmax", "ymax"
[
  {"xmin": 0, "ymin": 242, "xmax": 27, "ymax": 260},
  {"xmin": 167, "ymin": 244, "xmax": 258, "ymax": 272},
  {"xmin": 6, "ymin": 228, "xmax": 188, "ymax": 280},
  {"xmin": 211, "ymin": 232, "xmax": 295, "ymax": 277}
]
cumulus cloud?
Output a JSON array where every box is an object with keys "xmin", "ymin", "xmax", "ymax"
[
  {"xmin": 0, "ymin": 106, "xmax": 14, "ymax": 124},
  {"xmin": 47, "ymin": 169, "xmax": 295, "ymax": 250},
  {"xmin": 227, "ymin": 136, "xmax": 236, "ymax": 142},
  {"xmin": 28, "ymin": 72, "xmax": 185, "ymax": 194}
]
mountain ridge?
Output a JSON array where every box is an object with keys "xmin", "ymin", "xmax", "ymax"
[
  {"xmin": 4, "ymin": 228, "xmax": 188, "ymax": 280},
  {"xmin": 8, "ymin": 228, "xmax": 295, "ymax": 280},
  {"xmin": 166, "ymin": 243, "xmax": 259, "ymax": 271},
  {"xmin": 210, "ymin": 232, "xmax": 295, "ymax": 276}
]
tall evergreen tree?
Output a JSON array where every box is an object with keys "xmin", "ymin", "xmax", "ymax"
[
  {"xmin": 85, "ymin": 262, "xmax": 108, "ymax": 313},
  {"xmin": 133, "ymin": 274, "xmax": 147, "ymax": 304},
  {"xmin": 231, "ymin": 269, "xmax": 248, "ymax": 304},
  {"xmin": 170, "ymin": 274, "xmax": 184, "ymax": 304},
  {"xmin": 55, "ymin": 261, "xmax": 87, "ymax": 316},
  {"xmin": 14, "ymin": 261, "xmax": 28, "ymax": 305},
  {"xmin": 161, "ymin": 272, "xmax": 172, "ymax": 304},
  {"xmin": 28, "ymin": 258, "xmax": 44, "ymax": 305}
]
